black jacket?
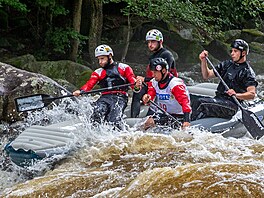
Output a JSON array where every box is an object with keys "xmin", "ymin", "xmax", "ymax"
[{"xmin": 214, "ymin": 60, "xmax": 258, "ymax": 95}]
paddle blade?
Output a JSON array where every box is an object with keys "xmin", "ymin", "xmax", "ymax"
[
  {"xmin": 15, "ymin": 94, "xmax": 52, "ymax": 112},
  {"xmin": 241, "ymin": 109, "xmax": 264, "ymax": 140}
]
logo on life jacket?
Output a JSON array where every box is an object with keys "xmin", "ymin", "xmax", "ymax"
[{"xmin": 157, "ymin": 93, "xmax": 170, "ymax": 100}]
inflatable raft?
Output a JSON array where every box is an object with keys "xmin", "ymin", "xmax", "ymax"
[{"xmin": 5, "ymin": 83, "xmax": 264, "ymax": 167}]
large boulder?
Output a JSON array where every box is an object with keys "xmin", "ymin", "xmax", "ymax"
[
  {"xmin": 5, "ymin": 55, "xmax": 93, "ymax": 88},
  {"xmin": 0, "ymin": 62, "xmax": 71, "ymax": 122},
  {"xmin": 241, "ymin": 29, "xmax": 264, "ymax": 43},
  {"xmin": 204, "ymin": 40, "xmax": 230, "ymax": 61}
]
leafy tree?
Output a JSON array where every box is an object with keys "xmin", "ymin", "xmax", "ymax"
[
  {"xmin": 195, "ymin": 0, "xmax": 264, "ymax": 30},
  {"xmin": 0, "ymin": 0, "xmax": 27, "ymax": 12},
  {"xmin": 103, "ymin": 0, "xmax": 210, "ymax": 61},
  {"xmin": 1, "ymin": 0, "xmax": 263, "ymax": 63}
]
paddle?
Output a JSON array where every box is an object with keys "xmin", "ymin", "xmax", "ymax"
[
  {"xmin": 206, "ymin": 57, "xmax": 264, "ymax": 140},
  {"xmin": 148, "ymin": 100, "xmax": 182, "ymax": 128},
  {"xmin": 142, "ymin": 82, "xmax": 182, "ymax": 129},
  {"xmin": 15, "ymin": 83, "xmax": 134, "ymax": 112}
]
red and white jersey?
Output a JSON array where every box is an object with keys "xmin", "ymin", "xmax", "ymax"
[
  {"xmin": 148, "ymin": 75, "xmax": 191, "ymax": 114},
  {"xmin": 80, "ymin": 62, "xmax": 135, "ymax": 95}
]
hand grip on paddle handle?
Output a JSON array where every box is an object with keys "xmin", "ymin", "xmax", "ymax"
[
  {"xmin": 142, "ymin": 94, "xmax": 151, "ymax": 104},
  {"xmin": 72, "ymin": 90, "xmax": 81, "ymax": 97},
  {"xmin": 199, "ymin": 50, "xmax": 208, "ymax": 61}
]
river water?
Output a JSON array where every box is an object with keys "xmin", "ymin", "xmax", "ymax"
[{"xmin": 0, "ymin": 72, "xmax": 264, "ymax": 197}]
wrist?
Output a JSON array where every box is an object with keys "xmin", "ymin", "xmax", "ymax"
[
  {"xmin": 80, "ymin": 90, "xmax": 85, "ymax": 94},
  {"xmin": 133, "ymin": 86, "xmax": 141, "ymax": 93},
  {"xmin": 183, "ymin": 112, "xmax": 190, "ymax": 122},
  {"xmin": 134, "ymin": 85, "xmax": 140, "ymax": 91}
]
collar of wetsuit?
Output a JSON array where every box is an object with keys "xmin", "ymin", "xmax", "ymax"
[
  {"xmin": 104, "ymin": 60, "xmax": 114, "ymax": 70},
  {"xmin": 159, "ymin": 73, "xmax": 170, "ymax": 84}
]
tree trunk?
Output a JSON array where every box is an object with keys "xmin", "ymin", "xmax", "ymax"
[
  {"xmin": 70, "ymin": 0, "xmax": 83, "ymax": 61},
  {"xmin": 121, "ymin": 14, "xmax": 131, "ymax": 63},
  {"xmin": 82, "ymin": 0, "xmax": 103, "ymax": 69}
]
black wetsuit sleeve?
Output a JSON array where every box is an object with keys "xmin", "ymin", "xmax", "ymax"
[{"xmin": 242, "ymin": 67, "xmax": 258, "ymax": 88}]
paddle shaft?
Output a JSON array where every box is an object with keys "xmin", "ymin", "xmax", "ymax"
[
  {"xmin": 47, "ymin": 83, "xmax": 134, "ymax": 101},
  {"xmin": 142, "ymin": 82, "xmax": 182, "ymax": 127},
  {"xmin": 15, "ymin": 83, "xmax": 134, "ymax": 112},
  {"xmin": 205, "ymin": 57, "xmax": 242, "ymax": 108}
]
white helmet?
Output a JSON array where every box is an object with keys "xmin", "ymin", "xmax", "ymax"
[
  {"xmin": 95, "ymin": 44, "xmax": 114, "ymax": 57},
  {"xmin": 146, "ymin": 29, "xmax": 163, "ymax": 42}
]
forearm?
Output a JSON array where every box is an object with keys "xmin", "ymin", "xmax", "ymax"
[
  {"xmin": 201, "ymin": 60, "xmax": 211, "ymax": 80},
  {"xmin": 183, "ymin": 112, "xmax": 190, "ymax": 122},
  {"xmin": 227, "ymin": 86, "xmax": 256, "ymax": 100},
  {"xmin": 236, "ymin": 91, "xmax": 255, "ymax": 100},
  {"xmin": 199, "ymin": 50, "xmax": 215, "ymax": 80}
]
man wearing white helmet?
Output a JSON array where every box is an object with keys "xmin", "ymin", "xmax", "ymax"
[
  {"xmin": 131, "ymin": 29, "xmax": 178, "ymax": 118},
  {"xmin": 73, "ymin": 44, "xmax": 139, "ymax": 129},
  {"xmin": 191, "ymin": 39, "xmax": 258, "ymax": 120},
  {"xmin": 145, "ymin": 29, "xmax": 177, "ymax": 78}
]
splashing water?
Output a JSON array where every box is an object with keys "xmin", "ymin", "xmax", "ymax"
[{"xmin": 0, "ymin": 95, "xmax": 264, "ymax": 197}]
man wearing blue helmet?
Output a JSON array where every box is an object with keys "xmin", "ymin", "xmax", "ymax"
[{"xmin": 191, "ymin": 39, "xmax": 258, "ymax": 120}]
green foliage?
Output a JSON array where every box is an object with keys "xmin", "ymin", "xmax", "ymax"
[
  {"xmin": 104, "ymin": 0, "xmax": 213, "ymax": 35},
  {"xmin": 104, "ymin": 0, "xmax": 264, "ymax": 37},
  {"xmin": 197, "ymin": 0, "xmax": 264, "ymax": 30},
  {"xmin": 45, "ymin": 27, "xmax": 88, "ymax": 55},
  {"xmin": 36, "ymin": 0, "xmax": 68, "ymax": 16},
  {"xmin": 0, "ymin": 0, "xmax": 28, "ymax": 12}
]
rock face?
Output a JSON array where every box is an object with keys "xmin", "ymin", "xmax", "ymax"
[
  {"xmin": 0, "ymin": 62, "xmax": 71, "ymax": 122},
  {"xmin": 5, "ymin": 55, "xmax": 93, "ymax": 89}
]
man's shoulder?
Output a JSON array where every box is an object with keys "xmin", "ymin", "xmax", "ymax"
[
  {"xmin": 151, "ymin": 48, "xmax": 174, "ymax": 61},
  {"xmin": 217, "ymin": 59, "xmax": 232, "ymax": 69},
  {"xmin": 117, "ymin": 62, "xmax": 131, "ymax": 70},
  {"xmin": 93, "ymin": 68, "xmax": 104, "ymax": 76},
  {"xmin": 159, "ymin": 48, "xmax": 173, "ymax": 56},
  {"xmin": 221, "ymin": 59, "xmax": 232, "ymax": 65},
  {"xmin": 94, "ymin": 67, "xmax": 104, "ymax": 73},
  {"xmin": 170, "ymin": 76, "xmax": 184, "ymax": 86}
]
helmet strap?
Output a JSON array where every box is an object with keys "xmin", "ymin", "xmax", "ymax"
[
  {"xmin": 235, "ymin": 50, "xmax": 245, "ymax": 63},
  {"xmin": 154, "ymin": 42, "xmax": 161, "ymax": 52},
  {"xmin": 159, "ymin": 70, "xmax": 168, "ymax": 83}
]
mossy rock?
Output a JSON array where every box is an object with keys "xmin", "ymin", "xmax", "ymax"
[
  {"xmin": 222, "ymin": 30, "xmax": 242, "ymax": 43},
  {"xmin": 5, "ymin": 54, "xmax": 36, "ymax": 67},
  {"xmin": 249, "ymin": 42, "xmax": 264, "ymax": 55},
  {"xmin": 242, "ymin": 29, "xmax": 264, "ymax": 37},
  {"xmin": 241, "ymin": 29, "xmax": 264, "ymax": 43},
  {"xmin": 5, "ymin": 56, "xmax": 93, "ymax": 88},
  {"xmin": 77, "ymin": 70, "xmax": 93, "ymax": 89}
]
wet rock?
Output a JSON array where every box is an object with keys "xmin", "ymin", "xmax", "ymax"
[
  {"xmin": 0, "ymin": 62, "xmax": 71, "ymax": 122},
  {"xmin": 5, "ymin": 56, "xmax": 93, "ymax": 88}
]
